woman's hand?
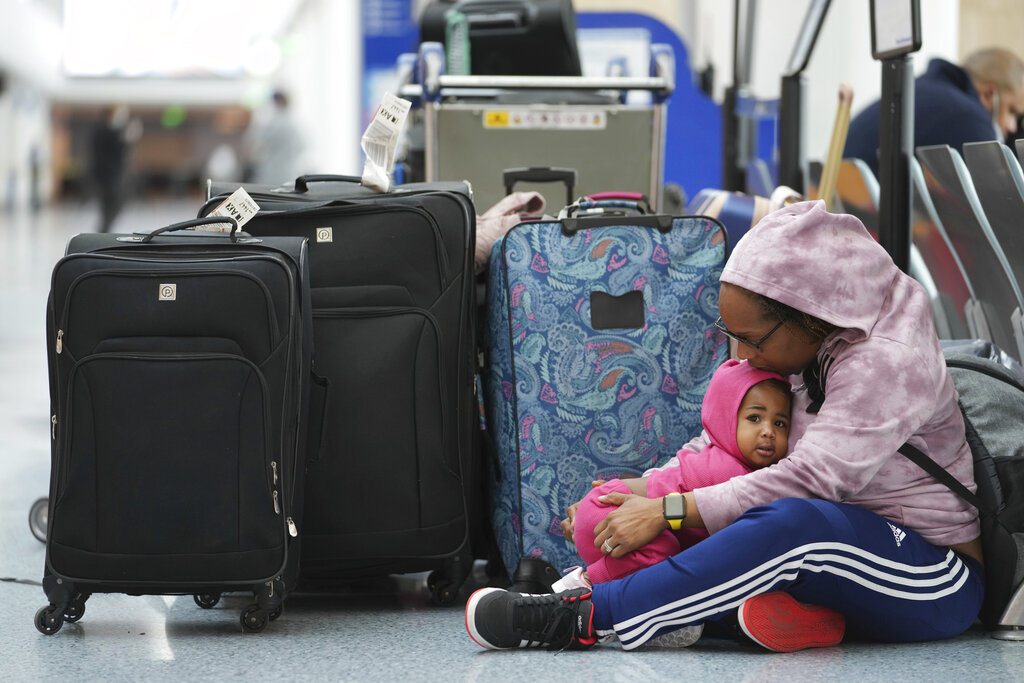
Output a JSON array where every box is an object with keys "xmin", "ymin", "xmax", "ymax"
[
  {"xmin": 560, "ymin": 479, "xmax": 607, "ymax": 544},
  {"xmin": 592, "ymin": 492, "xmax": 668, "ymax": 558}
]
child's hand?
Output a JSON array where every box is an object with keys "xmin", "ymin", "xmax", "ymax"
[{"xmin": 560, "ymin": 480, "xmax": 608, "ymax": 544}]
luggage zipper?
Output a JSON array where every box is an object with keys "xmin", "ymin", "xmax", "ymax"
[
  {"xmin": 271, "ymin": 461, "xmax": 280, "ymax": 515},
  {"xmin": 51, "ymin": 415, "xmax": 57, "ymax": 439},
  {"xmin": 273, "ymin": 461, "xmax": 299, "ymax": 536},
  {"xmin": 56, "ymin": 330, "xmax": 63, "ymax": 355}
]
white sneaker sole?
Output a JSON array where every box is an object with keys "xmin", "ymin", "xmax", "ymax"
[{"xmin": 645, "ymin": 623, "xmax": 704, "ymax": 648}]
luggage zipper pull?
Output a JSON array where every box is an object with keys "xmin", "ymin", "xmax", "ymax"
[
  {"xmin": 51, "ymin": 415, "xmax": 57, "ymax": 440},
  {"xmin": 56, "ymin": 330, "xmax": 64, "ymax": 355},
  {"xmin": 287, "ymin": 517, "xmax": 298, "ymax": 537},
  {"xmin": 271, "ymin": 461, "xmax": 278, "ymax": 485},
  {"xmin": 272, "ymin": 490, "xmax": 280, "ymax": 514}
]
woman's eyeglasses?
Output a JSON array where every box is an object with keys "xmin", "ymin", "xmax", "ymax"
[{"xmin": 714, "ymin": 317, "xmax": 785, "ymax": 351}]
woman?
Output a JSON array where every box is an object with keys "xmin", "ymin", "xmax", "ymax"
[{"xmin": 465, "ymin": 200, "xmax": 983, "ymax": 652}]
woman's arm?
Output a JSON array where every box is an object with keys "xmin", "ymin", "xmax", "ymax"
[{"xmin": 592, "ymin": 491, "xmax": 705, "ymax": 558}]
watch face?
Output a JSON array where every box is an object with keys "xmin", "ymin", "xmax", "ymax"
[{"xmin": 664, "ymin": 493, "xmax": 686, "ymax": 519}]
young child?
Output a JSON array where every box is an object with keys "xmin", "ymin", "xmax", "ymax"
[{"xmin": 556, "ymin": 359, "xmax": 792, "ymax": 589}]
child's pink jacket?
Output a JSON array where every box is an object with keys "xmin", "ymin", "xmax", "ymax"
[{"xmin": 574, "ymin": 359, "xmax": 787, "ymax": 582}]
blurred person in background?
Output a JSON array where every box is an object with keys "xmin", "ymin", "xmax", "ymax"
[
  {"xmin": 91, "ymin": 104, "xmax": 142, "ymax": 232},
  {"xmin": 246, "ymin": 89, "xmax": 304, "ymax": 185},
  {"xmin": 845, "ymin": 47, "xmax": 1024, "ymax": 176}
]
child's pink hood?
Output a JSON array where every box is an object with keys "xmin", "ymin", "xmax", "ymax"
[{"xmin": 702, "ymin": 359, "xmax": 787, "ymax": 461}]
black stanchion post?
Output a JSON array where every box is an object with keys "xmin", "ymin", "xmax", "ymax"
[
  {"xmin": 722, "ymin": 0, "xmax": 758, "ymax": 191},
  {"xmin": 776, "ymin": 0, "xmax": 832, "ymax": 196},
  {"xmin": 877, "ymin": 55, "xmax": 914, "ymax": 273},
  {"xmin": 778, "ymin": 72, "xmax": 806, "ymax": 194},
  {"xmin": 722, "ymin": 84, "xmax": 744, "ymax": 191},
  {"xmin": 870, "ymin": 0, "xmax": 920, "ymax": 273}
]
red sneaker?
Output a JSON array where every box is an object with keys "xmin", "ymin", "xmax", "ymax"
[{"xmin": 738, "ymin": 591, "xmax": 845, "ymax": 652}]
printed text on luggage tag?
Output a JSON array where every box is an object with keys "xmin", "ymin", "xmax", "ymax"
[
  {"xmin": 208, "ymin": 187, "xmax": 261, "ymax": 230},
  {"xmin": 361, "ymin": 91, "xmax": 412, "ymax": 193}
]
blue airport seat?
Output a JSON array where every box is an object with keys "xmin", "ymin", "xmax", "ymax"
[
  {"xmin": 909, "ymin": 157, "xmax": 977, "ymax": 339},
  {"xmin": 962, "ymin": 141, "xmax": 1024, "ymax": 289},
  {"xmin": 829, "ymin": 158, "xmax": 964, "ymax": 340},
  {"xmin": 916, "ymin": 144, "xmax": 1024, "ymax": 362}
]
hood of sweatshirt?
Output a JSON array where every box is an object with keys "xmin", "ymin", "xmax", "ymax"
[
  {"xmin": 720, "ymin": 200, "xmax": 899, "ymax": 342},
  {"xmin": 703, "ymin": 358, "xmax": 789, "ymax": 459}
]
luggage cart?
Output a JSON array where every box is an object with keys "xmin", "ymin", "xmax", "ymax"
[{"xmin": 401, "ymin": 41, "xmax": 674, "ymax": 213}]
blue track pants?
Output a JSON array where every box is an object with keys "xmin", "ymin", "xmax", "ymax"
[{"xmin": 590, "ymin": 498, "xmax": 983, "ymax": 650}]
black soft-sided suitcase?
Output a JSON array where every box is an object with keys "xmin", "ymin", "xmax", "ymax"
[
  {"xmin": 37, "ymin": 218, "xmax": 311, "ymax": 635},
  {"xmin": 201, "ymin": 176, "xmax": 481, "ymax": 603}
]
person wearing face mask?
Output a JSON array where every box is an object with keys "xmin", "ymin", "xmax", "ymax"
[{"xmin": 844, "ymin": 47, "xmax": 1024, "ymax": 176}]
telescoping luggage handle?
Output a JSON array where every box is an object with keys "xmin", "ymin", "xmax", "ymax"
[
  {"xmin": 503, "ymin": 167, "xmax": 577, "ymax": 206},
  {"xmin": 559, "ymin": 194, "xmax": 653, "ymax": 220},
  {"xmin": 138, "ymin": 216, "xmax": 241, "ymax": 243}
]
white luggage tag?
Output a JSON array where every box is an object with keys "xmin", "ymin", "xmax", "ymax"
[
  {"xmin": 204, "ymin": 187, "xmax": 261, "ymax": 231},
  {"xmin": 360, "ymin": 91, "xmax": 412, "ymax": 193}
]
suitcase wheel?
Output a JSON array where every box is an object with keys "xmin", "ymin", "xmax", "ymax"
[
  {"xmin": 35, "ymin": 605, "xmax": 64, "ymax": 635},
  {"xmin": 193, "ymin": 593, "xmax": 221, "ymax": 609},
  {"xmin": 63, "ymin": 594, "xmax": 87, "ymax": 623},
  {"xmin": 29, "ymin": 497, "xmax": 48, "ymax": 544},
  {"xmin": 240, "ymin": 604, "xmax": 269, "ymax": 633},
  {"xmin": 427, "ymin": 571, "xmax": 458, "ymax": 606}
]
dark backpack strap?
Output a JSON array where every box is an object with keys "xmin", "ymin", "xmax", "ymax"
[{"xmin": 897, "ymin": 442, "xmax": 991, "ymax": 516}]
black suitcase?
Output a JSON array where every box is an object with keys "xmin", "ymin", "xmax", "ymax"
[
  {"xmin": 418, "ymin": 0, "xmax": 582, "ymax": 77},
  {"xmin": 37, "ymin": 217, "xmax": 311, "ymax": 635},
  {"xmin": 201, "ymin": 176, "xmax": 482, "ymax": 603}
]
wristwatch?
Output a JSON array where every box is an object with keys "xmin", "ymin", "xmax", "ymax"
[{"xmin": 663, "ymin": 493, "xmax": 686, "ymax": 530}]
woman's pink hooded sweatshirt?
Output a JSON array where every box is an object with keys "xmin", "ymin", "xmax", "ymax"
[{"xmin": 682, "ymin": 200, "xmax": 979, "ymax": 547}]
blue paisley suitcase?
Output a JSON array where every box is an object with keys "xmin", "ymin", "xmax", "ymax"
[{"xmin": 483, "ymin": 212, "xmax": 729, "ymax": 589}]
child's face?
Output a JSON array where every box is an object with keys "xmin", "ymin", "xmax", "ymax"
[{"xmin": 735, "ymin": 382, "xmax": 791, "ymax": 468}]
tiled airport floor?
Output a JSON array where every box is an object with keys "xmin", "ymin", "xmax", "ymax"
[{"xmin": 2, "ymin": 198, "xmax": 1023, "ymax": 681}]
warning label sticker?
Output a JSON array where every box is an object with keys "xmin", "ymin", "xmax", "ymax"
[{"xmin": 483, "ymin": 109, "xmax": 607, "ymax": 130}]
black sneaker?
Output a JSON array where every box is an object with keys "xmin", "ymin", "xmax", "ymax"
[{"xmin": 465, "ymin": 587, "xmax": 597, "ymax": 650}]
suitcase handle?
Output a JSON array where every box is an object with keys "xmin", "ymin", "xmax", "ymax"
[
  {"xmin": 503, "ymin": 167, "xmax": 576, "ymax": 206},
  {"xmin": 587, "ymin": 192, "xmax": 650, "ymax": 205},
  {"xmin": 560, "ymin": 214, "xmax": 673, "ymax": 236},
  {"xmin": 140, "ymin": 216, "xmax": 240, "ymax": 243},
  {"xmin": 560, "ymin": 198, "xmax": 651, "ymax": 219},
  {"xmin": 294, "ymin": 174, "xmax": 364, "ymax": 193}
]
